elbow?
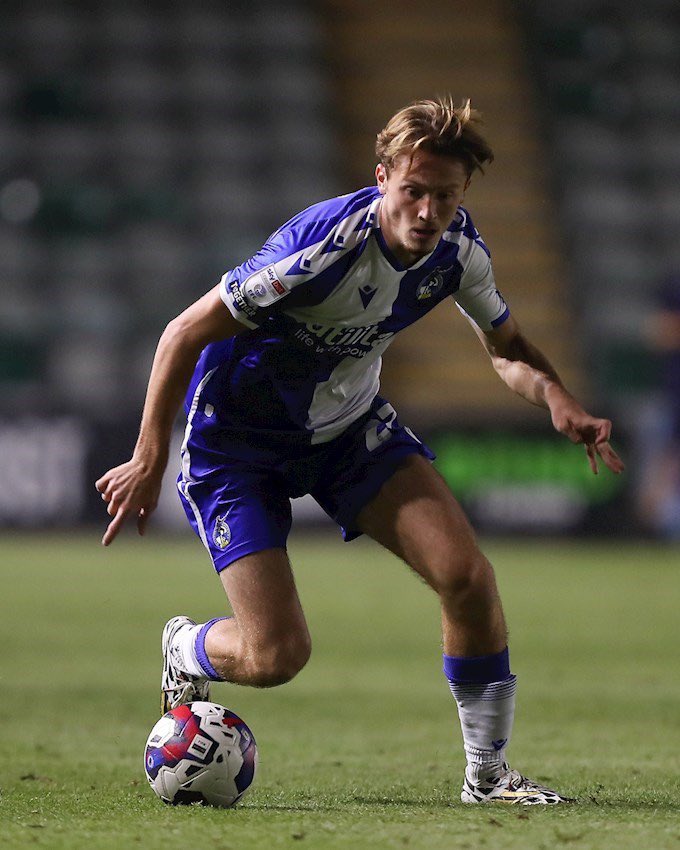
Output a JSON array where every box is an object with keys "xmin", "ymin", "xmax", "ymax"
[
  {"xmin": 158, "ymin": 314, "xmax": 203, "ymax": 359},
  {"xmin": 489, "ymin": 352, "xmax": 510, "ymax": 379},
  {"xmin": 157, "ymin": 317, "xmax": 184, "ymax": 352},
  {"xmin": 161, "ymin": 315, "xmax": 186, "ymax": 340},
  {"xmin": 163, "ymin": 312, "xmax": 192, "ymax": 339}
]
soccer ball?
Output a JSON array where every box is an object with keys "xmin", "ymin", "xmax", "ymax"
[{"xmin": 144, "ymin": 701, "xmax": 258, "ymax": 807}]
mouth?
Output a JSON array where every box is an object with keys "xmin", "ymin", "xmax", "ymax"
[{"xmin": 411, "ymin": 227, "xmax": 438, "ymax": 241}]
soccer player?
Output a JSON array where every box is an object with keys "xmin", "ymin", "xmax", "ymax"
[{"xmin": 96, "ymin": 97, "xmax": 624, "ymax": 805}]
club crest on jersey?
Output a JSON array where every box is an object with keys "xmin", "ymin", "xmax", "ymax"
[
  {"xmin": 416, "ymin": 265, "xmax": 452, "ymax": 300},
  {"xmin": 213, "ymin": 515, "xmax": 231, "ymax": 550}
]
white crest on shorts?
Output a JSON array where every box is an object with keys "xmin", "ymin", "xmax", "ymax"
[{"xmin": 213, "ymin": 515, "xmax": 231, "ymax": 549}]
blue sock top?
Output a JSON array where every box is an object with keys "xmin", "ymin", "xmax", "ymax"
[
  {"xmin": 195, "ymin": 617, "xmax": 228, "ymax": 681},
  {"xmin": 443, "ymin": 647, "xmax": 511, "ymax": 684}
]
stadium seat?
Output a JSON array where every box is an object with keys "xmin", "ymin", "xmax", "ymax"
[{"xmin": 0, "ymin": 2, "xmax": 337, "ymax": 411}]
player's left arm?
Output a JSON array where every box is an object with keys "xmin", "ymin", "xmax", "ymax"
[{"xmin": 477, "ymin": 314, "xmax": 624, "ymax": 475}]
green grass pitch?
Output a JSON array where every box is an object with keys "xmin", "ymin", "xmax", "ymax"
[{"xmin": 2, "ymin": 531, "xmax": 680, "ymax": 849}]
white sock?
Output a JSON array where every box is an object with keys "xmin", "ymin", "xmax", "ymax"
[
  {"xmin": 171, "ymin": 622, "xmax": 207, "ymax": 679},
  {"xmin": 448, "ymin": 676, "xmax": 517, "ymax": 782}
]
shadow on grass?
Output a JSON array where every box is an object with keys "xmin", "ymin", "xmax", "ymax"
[
  {"xmin": 576, "ymin": 794, "xmax": 680, "ymax": 813},
  {"xmin": 240, "ymin": 791, "xmax": 680, "ymax": 815},
  {"xmin": 241, "ymin": 793, "xmax": 452, "ymax": 813}
]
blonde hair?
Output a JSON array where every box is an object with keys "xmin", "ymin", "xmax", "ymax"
[{"xmin": 376, "ymin": 95, "xmax": 494, "ymax": 176}]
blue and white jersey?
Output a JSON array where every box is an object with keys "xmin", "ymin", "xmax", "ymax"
[{"xmin": 187, "ymin": 186, "xmax": 509, "ymax": 444}]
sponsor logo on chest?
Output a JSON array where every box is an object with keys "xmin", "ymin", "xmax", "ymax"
[{"xmin": 293, "ymin": 322, "xmax": 394, "ymax": 357}]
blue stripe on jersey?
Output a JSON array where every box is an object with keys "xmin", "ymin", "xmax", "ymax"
[
  {"xmin": 382, "ymin": 252, "xmax": 465, "ymax": 334},
  {"xmin": 283, "ymin": 242, "xmax": 370, "ymax": 310},
  {"xmin": 239, "ymin": 187, "xmax": 380, "ymax": 280},
  {"xmin": 223, "ymin": 187, "xmax": 380, "ymax": 328},
  {"xmin": 445, "ymin": 207, "xmax": 491, "ymax": 258}
]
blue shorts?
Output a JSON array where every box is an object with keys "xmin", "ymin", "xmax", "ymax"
[{"xmin": 176, "ymin": 396, "xmax": 435, "ymax": 572}]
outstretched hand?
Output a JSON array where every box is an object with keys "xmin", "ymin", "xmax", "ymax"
[
  {"xmin": 95, "ymin": 457, "xmax": 166, "ymax": 546},
  {"xmin": 550, "ymin": 397, "xmax": 625, "ymax": 475}
]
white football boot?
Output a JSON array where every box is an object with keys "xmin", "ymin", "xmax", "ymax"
[
  {"xmin": 461, "ymin": 764, "xmax": 568, "ymax": 805},
  {"xmin": 161, "ymin": 616, "xmax": 211, "ymax": 715}
]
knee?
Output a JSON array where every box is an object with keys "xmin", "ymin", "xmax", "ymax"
[
  {"xmin": 245, "ymin": 631, "xmax": 312, "ymax": 688},
  {"xmin": 429, "ymin": 547, "xmax": 493, "ymax": 601}
]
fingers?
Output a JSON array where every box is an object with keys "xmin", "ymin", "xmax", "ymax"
[
  {"xmin": 583, "ymin": 440, "xmax": 625, "ymax": 476},
  {"xmin": 102, "ymin": 501, "xmax": 156, "ymax": 545},
  {"xmin": 594, "ymin": 418, "xmax": 612, "ymax": 444},
  {"xmin": 96, "ymin": 470, "xmax": 117, "ymax": 506},
  {"xmin": 596, "ymin": 440, "xmax": 625, "ymax": 474},
  {"xmin": 584, "ymin": 443, "xmax": 599, "ymax": 475},
  {"xmin": 102, "ymin": 478, "xmax": 128, "ymax": 540},
  {"xmin": 102, "ymin": 505, "xmax": 130, "ymax": 546},
  {"xmin": 95, "ymin": 465, "xmax": 154, "ymax": 544},
  {"xmin": 559, "ymin": 414, "xmax": 622, "ymax": 476},
  {"xmin": 137, "ymin": 507, "xmax": 150, "ymax": 537},
  {"xmin": 97, "ymin": 474, "xmax": 126, "ymax": 543},
  {"xmin": 562, "ymin": 426, "xmax": 582, "ymax": 445}
]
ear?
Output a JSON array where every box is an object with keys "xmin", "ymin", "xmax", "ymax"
[
  {"xmin": 376, "ymin": 163, "xmax": 387, "ymax": 194},
  {"xmin": 463, "ymin": 175, "xmax": 472, "ymax": 193}
]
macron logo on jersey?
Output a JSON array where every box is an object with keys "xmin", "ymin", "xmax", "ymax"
[{"xmin": 359, "ymin": 284, "xmax": 377, "ymax": 309}]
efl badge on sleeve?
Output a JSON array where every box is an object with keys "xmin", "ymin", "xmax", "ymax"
[{"xmin": 244, "ymin": 265, "xmax": 288, "ymax": 306}]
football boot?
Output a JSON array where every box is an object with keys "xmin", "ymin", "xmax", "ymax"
[
  {"xmin": 461, "ymin": 764, "xmax": 568, "ymax": 805},
  {"xmin": 161, "ymin": 616, "xmax": 211, "ymax": 714}
]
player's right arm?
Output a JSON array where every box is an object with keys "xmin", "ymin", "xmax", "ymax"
[{"xmin": 95, "ymin": 284, "xmax": 245, "ymax": 546}]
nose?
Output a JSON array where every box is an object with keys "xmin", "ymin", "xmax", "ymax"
[{"xmin": 418, "ymin": 195, "xmax": 436, "ymax": 222}]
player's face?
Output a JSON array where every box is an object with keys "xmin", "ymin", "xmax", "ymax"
[{"xmin": 376, "ymin": 151, "xmax": 470, "ymax": 267}]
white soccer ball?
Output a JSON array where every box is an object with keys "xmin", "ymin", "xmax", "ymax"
[{"xmin": 144, "ymin": 701, "xmax": 258, "ymax": 807}]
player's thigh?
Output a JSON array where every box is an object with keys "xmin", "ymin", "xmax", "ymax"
[
  {"xmin": 218, "ymin": 547, "xmax": 311, "ymax": 653},
  {"xmin": 356, "ymin": 454, "xmax": 483, "ymax": 590}
]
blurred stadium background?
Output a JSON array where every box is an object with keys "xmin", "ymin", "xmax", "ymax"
[{"xmin": 1, "ymin": 0, "xmax": 679, "ymax": 540}]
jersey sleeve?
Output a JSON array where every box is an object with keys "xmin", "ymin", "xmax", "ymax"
[
  {"xmin": 220, "ymin": 189, "xmax": 381, "ymax": 329},
  {"xmin": 220, "ymin": 260, "xmax": 291, "ymax": 329},
  {"xmin": 452, "ymin": 232, "xmax": 510, "ymax": 331},
  {"xmin": 219, "ymin": 227, "xmax": 310, "ymax": 330}
]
